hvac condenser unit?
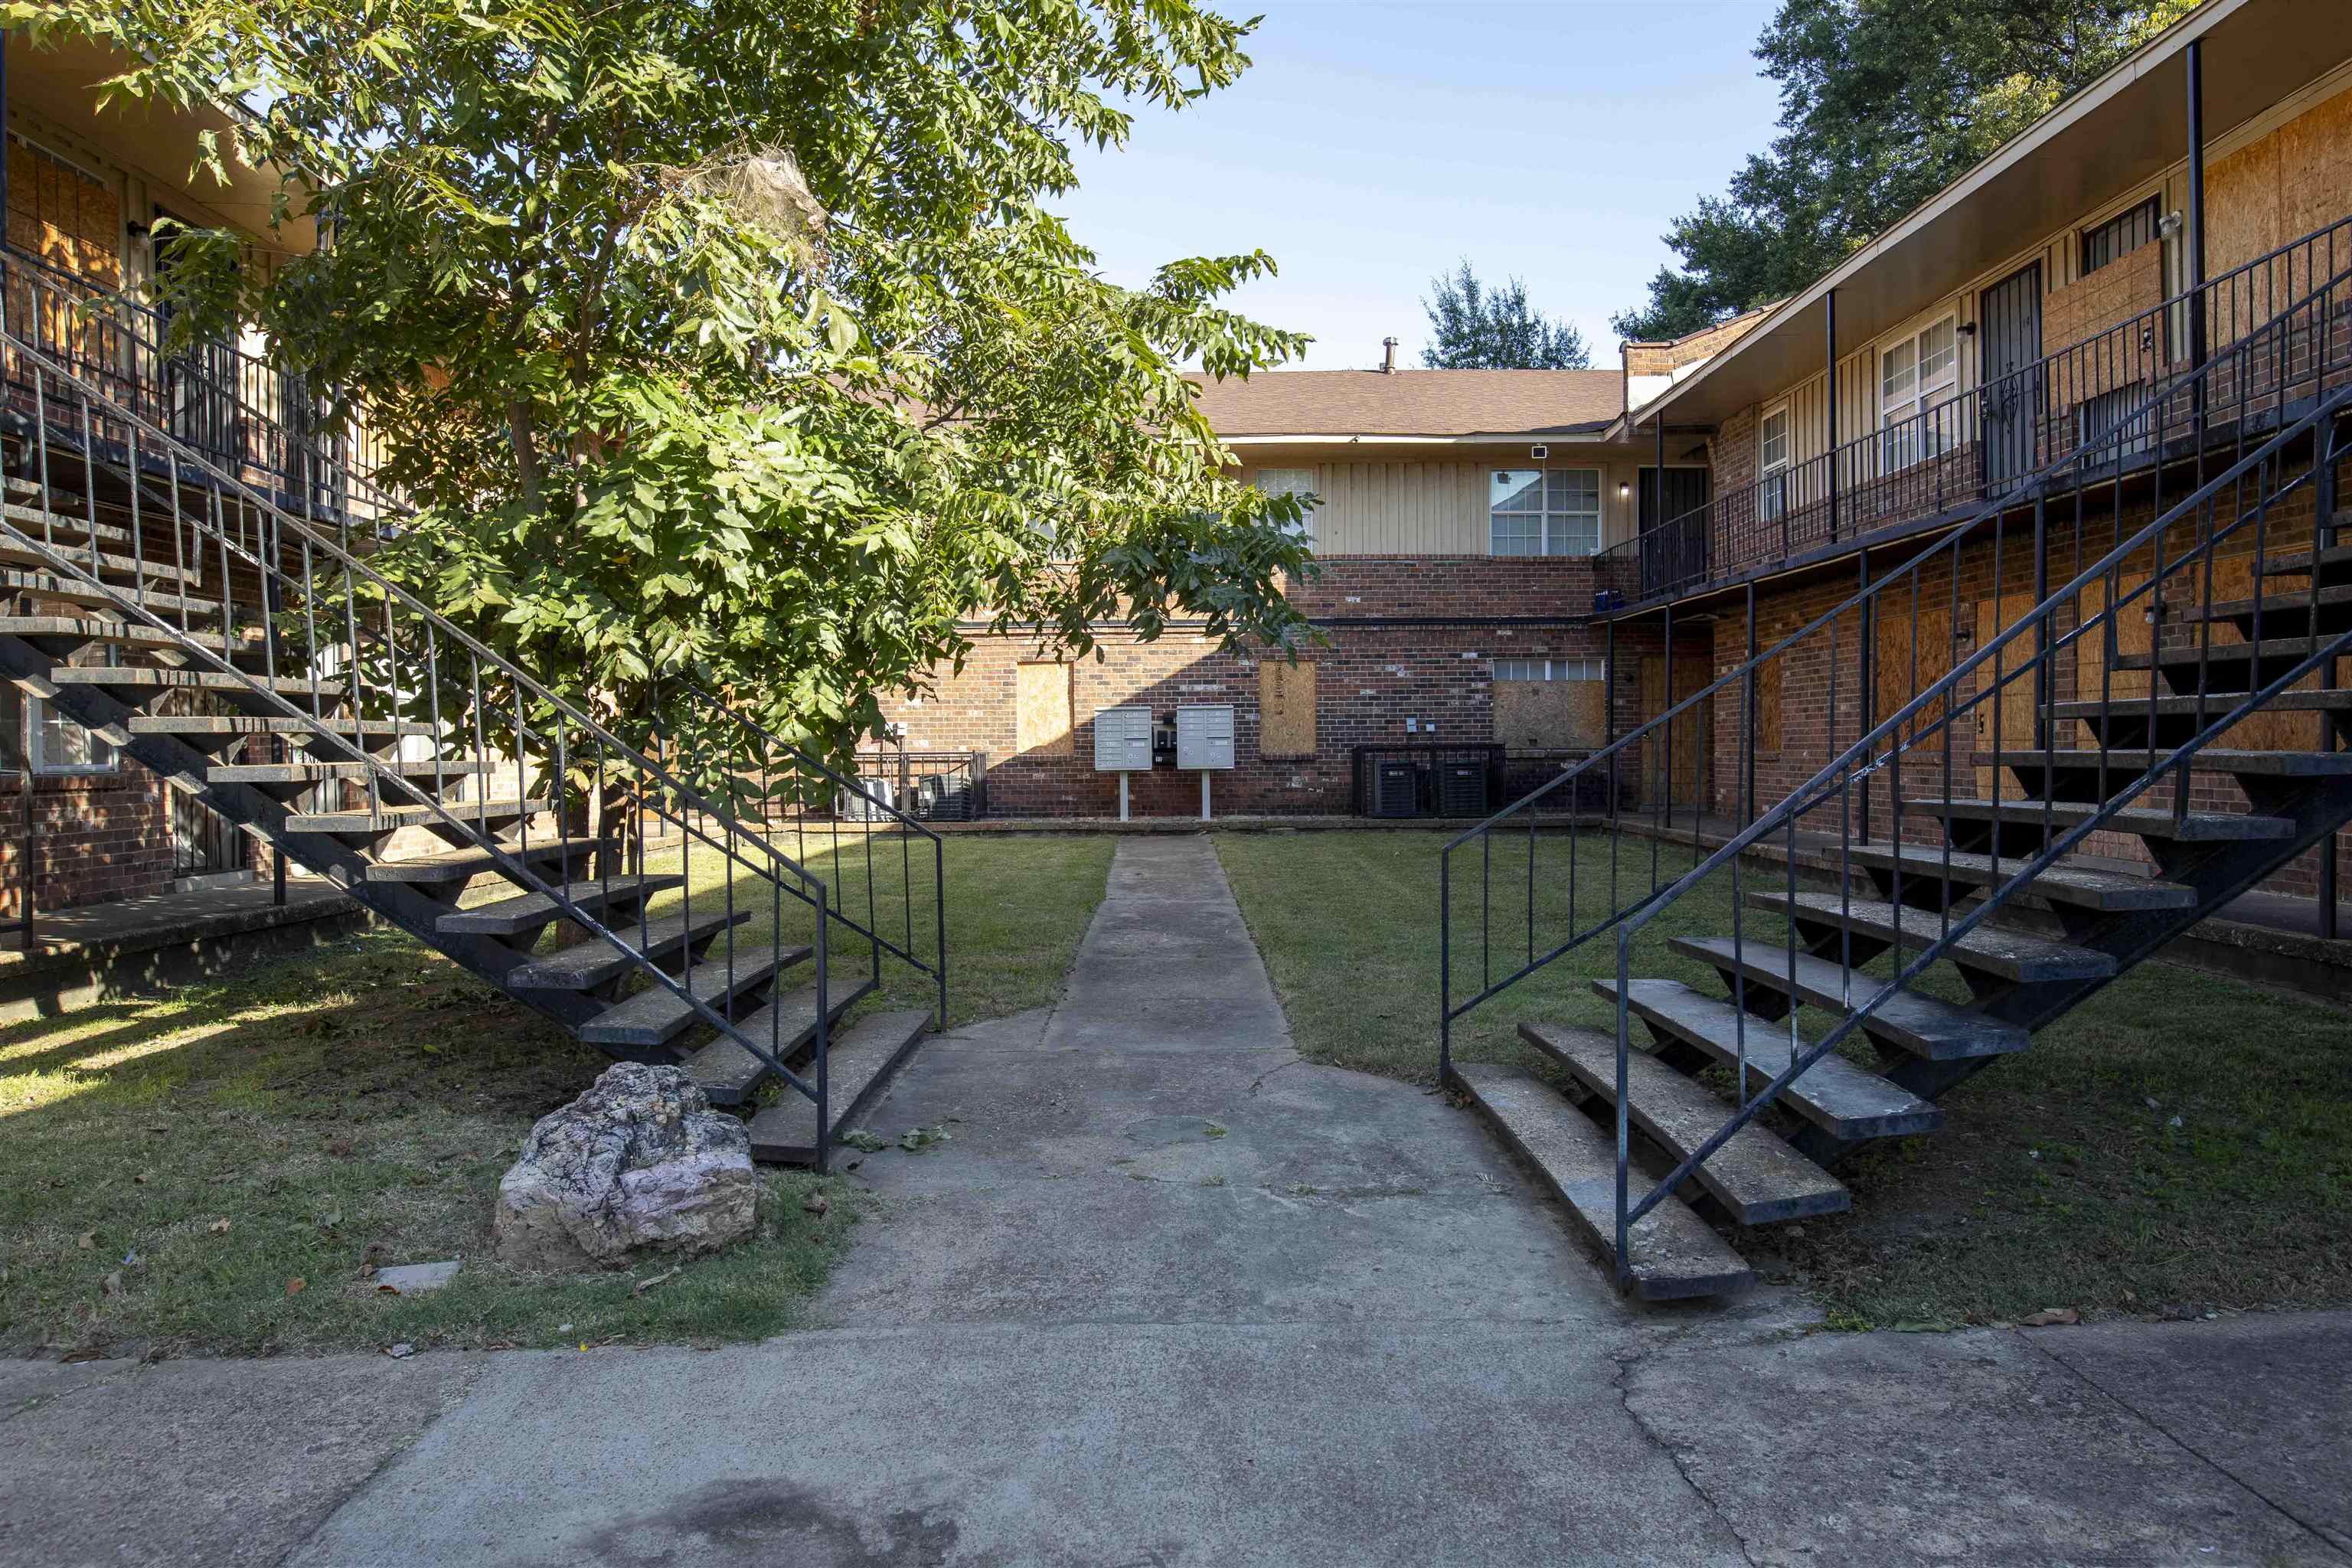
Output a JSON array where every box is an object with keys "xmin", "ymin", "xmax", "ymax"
[
  {"xmin": 1438, "ymin": 760, "xmax": 1488, "ymax": 817},
  {"xmin": 1374, "ymin": 760, "xmax": 1422, "ymax": 818}
]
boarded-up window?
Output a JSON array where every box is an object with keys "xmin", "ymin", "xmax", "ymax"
[
  {"xmin": 7, "ymin": 138, "xmax": 121, "ymax": 287},
  {"xmin": 1259, "ymin": 660, "xmax": 1316, "ymax": 757},
  {"xmin": 1493, "ymin": 658, "xmax": 1607, "ymax": 749},
  {"xmin": 1752, "ymin": 654, "xmax": 1783, "ymax": 753},
  {"xmin": 1015, "ymin": 662, "xmax": 1072, "ymax": 756},
  {"xmin": 1875, "ymin": 603, "xmax": 1954, "ymax": 752}
]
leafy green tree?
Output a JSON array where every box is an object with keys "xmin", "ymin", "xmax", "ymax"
[
  {"xmin": 1612, "ymin": 0, "xmax": 2203, "ymax": 341},
  {"xmin": 1421, "ymin": 261, "xmax": 1590, "ymax": 369},
  {"xmin": 21, "ymin": 0, "xmax": 1316, "ymax": 768}
]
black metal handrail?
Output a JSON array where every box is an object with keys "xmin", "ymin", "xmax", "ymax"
[
  {"xmin": 666, "ymin": 682, "xmax": 949, "ymax": 1029},
  {"xmin": 1439, "ymin": 260, "xmax": 2352, "ymax": 1289},
  {"xmin": 0, "ymin": 243, "xmax": 395, "ymax": 524},
  {"xmin": 1599, "ymin": 211, "xmax": 2352, "ymax": 605},
  {"xmin": 1, "ymin": 331, "xmax": 898, "ymax": 1165}
]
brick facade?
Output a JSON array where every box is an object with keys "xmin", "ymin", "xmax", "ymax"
[{"xmin": 883, "ymin": 556, "xmax": 1649, "ymax": 818}]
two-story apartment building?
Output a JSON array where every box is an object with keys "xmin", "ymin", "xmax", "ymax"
[
  {"xmin": 1599, "ymin": 0, "xmax": 2352, "ymax": 908},
  {"xmin": 878, "ymin": 363, "xmax": 1725, "ymax": 818}
]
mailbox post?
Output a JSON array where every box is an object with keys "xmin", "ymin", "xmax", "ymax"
[
  {"xmin": 1175, "ymin": 704, "xmax": 1236, "ymax": 821},
  {"xmin": 1092, "ymin": 706, "xmax": 1153, "ymax": 820}
]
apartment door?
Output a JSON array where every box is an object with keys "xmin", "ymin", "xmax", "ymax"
[
  {"xmin": 1979, "ymin": 260, "xmax": 2044, "ymax": 489},
  {"xmin": 1637, "ymin": 466, "xmax": 1712, "ymax": 596}
]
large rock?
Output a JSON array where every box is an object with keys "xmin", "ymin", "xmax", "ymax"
[{"xmin": 493, "ymin": 1063, "xmax": 757, "ymax": 1272}]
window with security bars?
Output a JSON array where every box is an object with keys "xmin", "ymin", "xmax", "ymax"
[
  {"xmin": 1492, "ymin": 658, "xmax": 1606, "ymax": 682},
  {"xmin": 2081, "ymin": 198, "xmax": 2161, "ymax": 277},
  {"xmin": 1489, "ymin": 468, "xmax": 1602, "ymax": 556}
]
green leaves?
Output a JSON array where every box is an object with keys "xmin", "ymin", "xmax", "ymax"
[{"xmin": 41, "ymin": 0, "xmax": 1313, "ymax": 760}]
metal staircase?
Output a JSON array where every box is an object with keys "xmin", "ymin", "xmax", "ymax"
[
  {"xmin": 1440, "ymin": 233, "xmax": 2352, "ymax": 1297},
  {"xmin": 0, "ymin": 330, "xmax": 946, "ymax": 1171}
]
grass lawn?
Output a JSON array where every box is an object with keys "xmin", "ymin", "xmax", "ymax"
[
  {"xmin": 1216, "ymin": 828, "xmax": 2352, "ymax": 1328},
  {"xmin": 0, "ymin": 833, "xmax": 1109, "ymax": 1358}
]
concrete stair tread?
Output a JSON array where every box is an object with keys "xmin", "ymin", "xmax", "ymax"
[
  {"xmin": 0, "ymin": 534, "xmax": 201, "ymax": 585},
  {"xmin": 1981, "ymin": 747, "xmax": 2352, "ymax": 778},
  {"xmin": 683, "ymin": 982, "xmax": 860, "ymax": 1106},
  {"xmin": 434, "ymin": 875, "xmax": 684, "ymax": 937},
  {"xmin": 1906, "ymin": 795, "xmax": 2295, "ymax": 842},
  {"xmin": 1753, "ymin": 890, "xmax": 2116, "ymax": 982},
  {"xmin": 364, "ymin": 838, "xmax": 603, "ymax": 885},
  {"xmin": 0, "ymin": 569, "xmax": 222, "ymax": 619},
  {"xmin": 1671, "ymin": 936, "xmax": 2030, "ymax": 1060},
  {"xmin": 0, "ymin": 616, "xmax": 266, "ymax": 657},
  {"xmin": 581, "ymin": 941, "xmax": 813, "ymax": 1047},
  {"xmin": 506, "ymin": 906, "xmax": 747, "ymax": 991},
  {"xmin": 49, "ymin": 665, "xmax": 343, "ymax": 700},
  {"xmin": 2259, "ymin": 544, "xmax": 2352, "ymax": 576},
  {"xmin": 749, "ymin": 1009, "xmax": 933, "ymax": 1163},
  {"xmin": 1837, "ymin": 841, "xmax": 2198, "ymax": 911},
  {"xmin": 1519, "ymin": 1022, "xmax": 1849, "ymax": 1224},
  {"xmin": 130, "ymin": 714, "xmax": 434, "ymax": 740},
  {"xmin": 1450, "ymin": 1063, "xmax": 1755, "ymax": 1301},
  {"xmin": 2187, "ymin": 583, "xmax": 2352, "ymax": 624},
  {"xmin": 205, "ymin": 759, "xmax": 492, "ymax": 786},
  {"xmin": 2116, "ymin": 637, "xmax": 2350, "ymax": 669},
  {"xmin": 285, "ymin": 798, "xmax": 543, "ymax": 833},
  {"xmin": 1596, "ymin": 978, "xmax": 1942, "ymax": 1140},
  {"xmin": 3, "ymin": 497, "xmax": 131, "ymax": 544},
  {"xmin": 2049, "ymin": 691, "xmax": 2352, "ymax": 719}
]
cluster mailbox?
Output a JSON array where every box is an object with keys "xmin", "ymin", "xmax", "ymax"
[
  {"xmin": 1177, "ymin": 704, "xmax": 1235, "ymax": 820},
  {"xmin": 1093, "ymin": 706, "xmax": 1154, "ymax": 773}
]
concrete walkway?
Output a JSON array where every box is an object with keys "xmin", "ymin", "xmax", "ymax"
[{"xmin": 6, "ymin": 838, "xmax": 2349, "ymax": 1566}]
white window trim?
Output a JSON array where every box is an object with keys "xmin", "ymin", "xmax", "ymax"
[
  {"xmin": 1758, "ymin": 400, "xmax": 1792, "ymax": 521},
  {"xmin": 1877, "ymin": 312, "xmax": 1960, "ymax": 472},
  {"xmin": 1492, "ymin": 657, "xmax": 1607, "ymax": 682},
  {"xmin": 1488, "ymin": 467, "xmax": 1603, "ymax": 558},
  {"xmin": 1252, "ymin": 466, "xmax": 1320, "ymax": 549},
  {"xmin": 27, "ymin": 697, "xmax": 118, "ymax": 776}
]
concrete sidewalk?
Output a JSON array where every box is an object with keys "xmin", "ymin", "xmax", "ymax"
[{"xmin": 5, "ymin": 838, "xmax": 2347, "ymax": 1566}]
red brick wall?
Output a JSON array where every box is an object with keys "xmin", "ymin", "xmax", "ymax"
[
  {"xmin": 0, "ymin": 769, "xmax": 180, "ymax": 917},
  {"xmin": 885, "ymin": 557, "xmax": 1637, "ymax": 817}
]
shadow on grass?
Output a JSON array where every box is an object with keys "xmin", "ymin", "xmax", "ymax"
[{"xmin": 2, "ymin": 833, "xmax": 1116, "ymax": 1357}]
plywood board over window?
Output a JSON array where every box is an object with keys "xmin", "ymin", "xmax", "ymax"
[
  {"xmin": 1259, "ymin": 660, "xmax": 1317, "ymax": 757},
  {"xmin": 1974, "ymin": 592, "xmax": 2040, "ymax": 798},
  {"xmin": 1874, "ymin": 602, "xmax": 1955, "ymax": 773},
  {"xmin": 1015, "ymin": 662, "xmax": 1072, "ymax": 756}
]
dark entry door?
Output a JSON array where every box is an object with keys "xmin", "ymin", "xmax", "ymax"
[
  {"xmin": 1978, "ymin": 260, "xmax": 2044, "ymax": 489},
  {"xmin": 1638, "ymin": 466, "xmax": 1711, "ymax": 596}
]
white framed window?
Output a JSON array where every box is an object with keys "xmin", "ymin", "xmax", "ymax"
[
  {"xmin": 1253, "ymin": 466, "xmax": 1319, "ymax": 547},
  {"xmin": 1758, "ymin": 403, "xmax": 1791, "ymax": 522},
  {"xmin": 1489, "ymin": 468, "xmax": 1601, "ymax": 557},
  {"xmin": 1880, "ymin": 315, "xmax": 1959, "ymax": 471},
  {"xmin": 1492, "ymin": 657, "xmax": 1606, "ymax": 682},
  {"xmin": 29, "ymin": 697, "xmax": 116, "ymax": 774}
]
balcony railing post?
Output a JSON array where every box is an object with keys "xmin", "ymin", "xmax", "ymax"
[
  {"xmin": 2187, "ymin": 39, "xmax": 2210, "ymax": 434},
  {"xmin": 1826, "ymin": 287, "xmax": 1841, "ymax": 541}
]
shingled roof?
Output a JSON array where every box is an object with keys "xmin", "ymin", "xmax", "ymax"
[{"xmin": 1187, "ymin": 368, "xmax": 1625, "ymax": 437}]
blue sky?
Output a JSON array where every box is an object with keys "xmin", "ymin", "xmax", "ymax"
[{"xmin": 1060, "ymin": 1, "xmax": 1787, "ymax": 369}]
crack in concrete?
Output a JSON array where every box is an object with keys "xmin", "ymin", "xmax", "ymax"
[
  {"xmin": 1245, "ymin": 1057, "xmax": 1306, "ymax": 1096},
  {"xmin": 1610, "ymin": 1344, "xmax": 1766, "ymax": 1568},
  {"xmin": 2017, "ymin": 1331, "xmax": 2352, "ymax": 1562}
]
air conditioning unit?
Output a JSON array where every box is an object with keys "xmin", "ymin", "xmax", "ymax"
[
  {"xmin": 1438, "ymin": 760, "xmax": 1488, "ymax": 817},
  {"xmin": 838, "ymin": 777, "xmax": 895, "ymax": 822},
  {"xmin": 1374, "ymin": 760, "xmax": 1423, "ymax": 818}
]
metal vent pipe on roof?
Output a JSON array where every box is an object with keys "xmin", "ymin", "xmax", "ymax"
[{"xmin": 1381, "ymin": 337, "xmax": 1398, "ymax": 373}]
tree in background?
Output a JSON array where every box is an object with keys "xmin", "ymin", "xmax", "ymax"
[
  {"xmin": 1421, "ymin": 261, "xmax": 1591, "ymax": 369},
  {"xmin": 1612, "ymin": 0, "xmax": 2203, "ymax": 341},
  {"xmin": 21, "ymin": 0, "xmax": 1316, "ymax": 772}
]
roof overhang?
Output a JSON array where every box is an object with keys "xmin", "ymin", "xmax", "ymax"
[
  {"xmin": 1647, "ymin": 0, "xmax": 2350, "ymax": 426},
  {"xmin": 7, "ymin": 31, "xmax": 315, "ymax": 253},
  {"xmin": 1221, "ymin": 427, "xmax": 1617, "ymax": 447}
]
